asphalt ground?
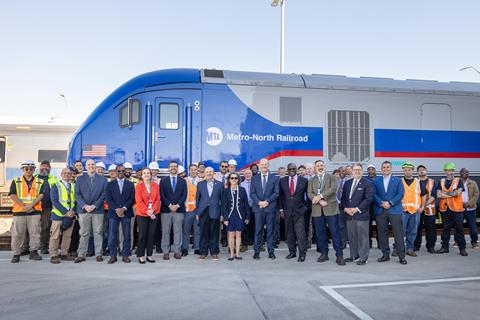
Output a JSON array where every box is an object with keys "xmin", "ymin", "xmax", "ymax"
[{"xmin": 0, "ymin": 237, "xmax": 479, "ymax": 320}]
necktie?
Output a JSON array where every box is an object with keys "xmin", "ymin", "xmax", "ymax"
[
  {"xmin": 90, "ymin": 175, "xmax": 94, "ymax": 187},
  {"xmin": 119, "ymin": 180, "xmax": 123, "ymax": 193},
  {"xmin": 336, "ymin": 179, "xmax": 344, "ymax": 202},
  {"xmin": 289, "ymin": 177, "xmax": 295, "ymax": 195},
  {"xmin": 262, "ymin": 175, "xmax": 267, "ymax": 193},
  {"xmin": 172, "ymin": 177, "xmax": 177, "ymax": 191},
  {"xmin": 318, "ymin": 175, "xmax": 323, "ymax": 190},
  {"xmin": 350, "ymin": 179, "xmax": 358, "ymax": 200},
  {"xmin": 208, "ymin": 181, "xmax": 213, "ymax": 197}
]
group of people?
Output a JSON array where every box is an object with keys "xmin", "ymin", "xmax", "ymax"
[{"xmin": 9, "ymin": 156, "xmax": 479, "ymax": 266}]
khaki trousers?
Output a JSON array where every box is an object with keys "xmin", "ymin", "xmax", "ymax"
[
  {"xmin": 11, "ymin": 215, "xmax": 41, "ymax": 255},
  {"xmin": 49, "ymin": 220, "xmax": 74, "ymax": 257}
]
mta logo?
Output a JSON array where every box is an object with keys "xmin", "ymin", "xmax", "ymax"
[{"xmin": 206, "ymin": 127, "xmax": 223, "ymax": 146}]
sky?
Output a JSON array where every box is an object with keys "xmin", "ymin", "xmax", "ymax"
[{"xmin": 1, "ymin": 0, "xmax": 479, "ymax": 120}]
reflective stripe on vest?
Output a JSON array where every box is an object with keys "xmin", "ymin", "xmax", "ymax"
[
  {"xmin": 402, "ymin": 178, "xmax": 421, "ymax": 214},
  {"xmin": 439, "ymin": 178, "xmax": 464, "ymax": 212},
  {"xmin": 425, "ymin": 178, "xmax": 436, "ymax": 216},
  {"xmin": 51, "ymin": 182, "xmax": 75, "ymax": 217},
  {"xmin": 12, "ymin": 176, "xmax": 43, "ymax": 212},
  {"xmin": 185, "ymin": 178, "xmax": 197, "ymax": 212}
]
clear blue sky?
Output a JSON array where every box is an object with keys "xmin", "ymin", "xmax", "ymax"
[{"xmin": 1, "ymin": 0, "xmax": 479, "ymax": 119}]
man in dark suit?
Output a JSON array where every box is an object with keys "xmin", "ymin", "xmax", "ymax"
[
  {"xmin": 74, "ymin": 159, "xmax": 108, "ymax": 263},
  {"xmin": 195, "ymin": 167, "xmax": 223, "ymax": 260},
  {"xmin": 279, "ymin": 163, "xmax": 309, "ymax": 262},
  {"xmin": 250, "ymin": 158, "xmax": 280, "ymax": 259},
  {"xmin": 105, "ymin": 165, "xmax": 135, "ymax": 264},
  {"xmin": 341, "ymin": 163, "xmax": 374, "ymax": 265},
  {"xmin": 374, "ymin": 161, "xmax": 407, "ymax": 264},
  {"xmin": 160, "ymin": 161, "xmax": 188, "ymax": 260}
]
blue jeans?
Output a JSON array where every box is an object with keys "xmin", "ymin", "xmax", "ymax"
[
  {"xmin": 254, "ymin": 210, "xmax": 275, "ymax": 254},
  {"xmin": 313, "ymin": 215, "xmax": 343, "ymax": 257},
  {"xmin": 402, "ymin": 212, "xmax": 420, "ymax": 251},
  {"xmin": 108, "ymin": 217, "xmax": 131, "ymax": 257},
  {"xmin": 465, "ymin": 209, "xmax": 478, "ymax": 244}
]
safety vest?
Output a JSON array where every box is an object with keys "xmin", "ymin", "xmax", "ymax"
[
  {"xmin": 402, "ymin": 178, "xmax": 422, "ymax": 214},
  {"xmin": 424, "ymin": 178, "xmax": 436, "ymax": 216},
  {"xmin": 12, "ymin": 176, "xmax": 44, "ymax": 213},
  {"xmin": 51, "ymin": 181, "xmax": 75, "ymax": 217},
  {"xmin": 439, "ymin": 178, "xmax": 464, "ymax": 212},
  {"xmin": 185, "ymin": 177, "xmax": 198, "ymax": 212},
  {"xmin": 129, "ymin": 176, "xmax": 138, "ymax": 186}
]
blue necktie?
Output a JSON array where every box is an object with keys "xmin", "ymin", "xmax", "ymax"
[{"xmin": 172, "ymin": 177, "xmax": 177, "ymax": 191}]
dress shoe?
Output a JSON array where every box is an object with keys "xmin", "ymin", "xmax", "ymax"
[
  {"xmin": 96, "ymin": 255, "xmax": 104, "ymax": 262},
  {"xmin": 108, "ymin": 256, "xmax": 117, "ymax": 264},
  {"xmin": 11, "ymin": 255, "xmax": 20, "ymax": 263},
  {"xmin": 298, "ymin": 255, "xmax": 306, "ymax": 262},
  {"xmin": 344, "ymin": 256, "xmax": 358, "ymax": 263},
  {"xmin": 406, "ymin": 250, "xmax": 417, "ymax": 257},
  {"xmin": 41, "ymin": 248, "xmax": 49, "ymax": 255},
  {"xmin": 460, "ymin": 249, "xmax": 468, "ymax": 256},
  {"xmin": 174, "ymin": 253, "xmax": 182, "ymax": 260},
  {"xmin": 317, "ymin": 254, "xmax": 329, "ymax": 263},
  {"xmin": 436, "ymin": 248, "xmax": 449, "ymax": 254},
  {"xmin": 61, "ymin": 255, "xmax": 75, "ymax": 261},
  {"xmin": 123, "ymin": 256, "xmax": 131, "ymax": 263},
  {"xmin": 273, "ymin": 243, "xmax": 279, "ymax": 249},
  {"xmin": 194, "ymin": 250, "xmax": 201, "ymax": 255},
  {"xmin": 391, "ymin": 249, "xmax": 398, "ymax": 257},
  {"xmin": 101, "ymin": 249, "xmax": 110, "ymax": 256},
  {"xmin": 285, "ymin": 253, "xmax": 297, "ymax": 259},
  {"xmin": 356, "ymin": 259, "xmax": 367, "ymax": 266},
  {"xmin": 269, "ymin": 252, "xmax": 276, "ymax": 260},
  {"xmin": 29, "ymin": 251, "xmax": 42, "ymax": 261},
  {"xmin": 253, "ymin": 253, "xmax": 260, "ymax": 260},
  {"xmin": 181, "ymin": 249, "xmax": 188, "ymax": 257},
  {"xmin": 228, "ymin": 257, "xmax": 234, "ymax": 261},
  {"xmin": 336, "ymin": 256, "xmax": 346, "ymax": 266},
  {"xmin": 50, "ymin": 256, "xmax": 61, "ymax": 264},
  {"xmin": 74, "ymin": 257, "xmax": 86, "ymax": 263},
  {"xmin": 146, "ymin": 257, "xmax": 155, "ymax": 263},
  {"xmin": 199, "ymin": 255, "xmax": 207, "ymax": 261},
  {"xmin": 163, "ymin": 254, "xmax": 170, "ymax": 260},
  {"xmin": 138, "ymin": 258, "xmax": 146, "ymax": 264},
  {"xmin": 399, "ymin": 258, "xmax": 408, "ymax": 265},
  {"xmin": 155, "ymin": 247, "xmax": 163, "ymax": 254},
  {"xmin": 377, "ymin": 255, "xmax": 390, "ymax": 262},
  {"xmin": 235, "ymin": 256, "xmax": 243, "ymax": 260},
  {"xmin": 212, "ymin": 255, "xmax": 219, "ymax": 261},
  {"xmin": 427, "ymin": 248, "xmax": 435, "ymax": 254}
]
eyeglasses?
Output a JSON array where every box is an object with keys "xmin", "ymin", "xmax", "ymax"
[{"xmin": 229, "ymin": 177, "xmax": 239, "ymax": 180}]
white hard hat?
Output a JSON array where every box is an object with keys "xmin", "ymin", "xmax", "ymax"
[
  {"xmin": 108, "ymin": 164, "xmax": 117, "ymax": 171},
  {"xmin": 178, "ymin": 165, "xmax": 185, "ymax": 174},
  {"xmin": 228, "ymin": 159, "xmax": 237, "ymax": 166},
  {"xmin": 21, "ymin": 160, "xmax": 36, "ymax": 168},
  {"xmin": 95, "ymin": 161, "xmax": 106, "ymax": 169},
  {"xmin": 367, "ymin": 164, "xmax": 376, "ymax": 170},
  {"xmin": 123, "ymin": 162, "xmax": 133, "ymax": 169},
  {"xmin": 148, "ymin": 161, "xmax": 160, "ymax": 170}
]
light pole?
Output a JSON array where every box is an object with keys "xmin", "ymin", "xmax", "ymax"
[
  {"xmin": 59, "ymin": 93, "xmax": 70, "ymax": 118},
  {"xmin": 271, "ymin": 0, "xmax": 285, "ymax": 73},
  {"xmin": 460, "ymin": 66, "xmax": 480, "ymax": 75}
]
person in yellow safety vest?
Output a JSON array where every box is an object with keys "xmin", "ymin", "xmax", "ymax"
[
  {"xmin": 9, "ymin": 160, "xmax": 46, "ymax": 263},
  {"xmin": 181, "ymin": 163, "xmax": 201, "ymax": 256},
  {"xmin": 121, "ymin": 162, "xmax": 137, "ymax": 252},
  {"xmin": 400, "ymin": 161, "xmax": 426, "ymax": 257},
  {"xmin": 435, "ymin": 162, "xmax": 468, "ymax": 256},
  {"xmin": 413, "ymin": 165, "xmax": 438, "ymax": 253},
  {"xmin": 49, "ymin": 167, "xmax": 77, "ymax": 264}
]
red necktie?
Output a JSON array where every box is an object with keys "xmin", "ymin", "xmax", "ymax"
[{"xmin": 289, "ymin": 177, "xmax": 295, "ymax": 195}]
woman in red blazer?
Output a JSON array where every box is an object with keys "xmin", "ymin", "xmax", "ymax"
[{"xmin": 135, "ymin": 168, "xmax": 161, "ymax": 263}]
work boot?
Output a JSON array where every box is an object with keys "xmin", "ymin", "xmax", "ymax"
[
  {"xmin": 20, "ymin": 249, "xmax": 30, "ymax": 256},
  {"xmin": 11, "ymin": 255, "xmax": 20, "ymax": 263},
  {"xmin": 60, "ymin": 255, "xmax": 75, "ymax": 261},
  {"xmin": 50, "ymin": 256, "xmax": 61, "ymax": 264},
  {"xmin": 29, "ymin": 250, "xmax": 42, "ymax": 261},
  {"xmin": 336, "ymin": 256, "xmax": 346, "ymax": 266},
  {"xmin": 460, "ymin": 249, "xmax": 468, "ymax": 256}
]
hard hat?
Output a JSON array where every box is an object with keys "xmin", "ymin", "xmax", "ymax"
[
  {"xmin": 21, "ymin": 160, "xmax": 36, "ymax": 168},
  {"xmin": 108, "ymin": 164, "xmax": 117, "ymax": 171},
  {"xmin": 95, "ymin": 161, "xmax": 106, "ymax": 169},
  {"xmin": 401, "ymin": 161, "xmax": 414, "ymax": 169},
  {"xmin": 123, "ymin": 162, "xmax": 133, "ymax": 169},
  {"xmin": 148, "ymin": 161, "xmax": 160, "ymax": 170},
  {"xmin": 178, "ymin": 165, "xmax": 185, "ymax": 174},
  {"xmin": 228, "ymin": 159, "xmax": 237, "ymax": 166},
  {"xmin": 444, "ymin": 162, "xmax": 456, "ymax": 171},
  {"xmin": 367, "ymin": 164, "xmax": 376, "ymax": 170}
]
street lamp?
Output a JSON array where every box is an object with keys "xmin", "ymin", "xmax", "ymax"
[
  {"xmin": 459, "ymin": 66, "xmax": 480, "ymax": 75},
  {"xmin": 59, "ymin": 93, "xmax": 70, "ymax": 118},
  {"xmin": 271, "ymin": 0, "xmax": 286, "ymax": 73}
]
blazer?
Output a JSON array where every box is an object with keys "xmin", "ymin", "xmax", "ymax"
[
  {"xmin": 106, "ymin": 179, "xmax": 135, "ymax": 219},
  {"xmin": 135, "ymin": 181, "xmax": 161, "ymax": 217},
  {"xmin": 75, "ymin": 173, "xmax": 108, "ymax": 214},
  {"xmin": 250, "ymin": 172, "xmax": 279, "ymax": 214},
  {"xmin": 340, "ymin": 177, "xmax": 374, "ymax": 221},
  {"xmin": 221, "ymin": 187, "xmax": 251, "ymax": 221},
  {"xmin": 308, "ymin": 173, "xmax": 339, "ymax": 217},
  {"xmin": 279, "ymin": 175, "xmax": 308, "ymax": 216},
  {"xmin": 159, "ymin": 176, "xmax": 188, "ymax": 213},
  {"xmin": 373, "ymin": 175, "xmax": 405, "ymax": 215},
  {"xmin": 195, "ymin": 179, "xmax": 223, "ymax": 219}
]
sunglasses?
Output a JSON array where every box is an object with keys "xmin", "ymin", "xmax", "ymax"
[
  {"xmin": 221, "ymin": 165, "xmax": 228, "ymax": 168},
  {"xmin": 117, "ymin": 170, "xmax": 125, "ymax": 173},
  {"xmin": 229, "ymin": 177, "xmax": 239, "ymax": 180},
  {"xmin": 23, "ymin": 167, "xmax": 35, "ymax": 171}
]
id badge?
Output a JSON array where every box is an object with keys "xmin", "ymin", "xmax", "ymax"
[{"xmin": 26, "ymin": 194, "xmax": 32, "ymax": 202}]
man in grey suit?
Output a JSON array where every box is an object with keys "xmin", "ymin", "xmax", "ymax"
[
  {"xmin": 74, "ymin": 159, "xmax": 108, "ymax": 263},
  {"xmin": 308, "ymin": 160, "xmax": 345, "ymax": 266}
]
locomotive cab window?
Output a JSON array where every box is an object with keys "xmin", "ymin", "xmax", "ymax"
[
  {"xmin": 119, "ymin": 99, "xmax": 141, "ymax": 128},
  {"xmin": 159, "ymin": 103, "xmax": 179, "ymax": 130},
  {"xmin": 279, "ymin": 97, "xmax": 302, "ymax": 124}
]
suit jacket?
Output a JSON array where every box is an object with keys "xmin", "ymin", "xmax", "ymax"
[
  {"xmin": 195, "ymin": 179, "xmax": 223, "ymax": 219},
  {"xmin": 250, "ymin": 173, "xmax": 279, "ymax": 214},
  {"xmin": 106, "ymin": 179, "xmax": 135, "ymax": 219},
  {"xmin": 75, "ymin": 173, "xmax": 108, "ymax": 214},
  {"xmin": 135, "ymin": 181, "xmax": 161, "ymax": 217},
  {"xmin": 160, "ymin": 176, "xmax": 188, "ymax": 213},
  {"xmin": 279, "ymin": 175, "xmax": 308, "ymax": 216},
  {"xmin": 221, "ymin": 187, "xmax": 251, "ymax": 221},
  {"xmin": 340, "ymin": 177, "xmax": 374, "ymax": 221},
  {"xmin": 373, "ymin": 175, "xmax": 405, "ymax": 215},
  {"xmin": 308, "ymin": 173, "xmax": 338, "ymax": 217}
]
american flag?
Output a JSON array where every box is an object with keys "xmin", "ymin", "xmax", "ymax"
[{"xmin": 82, "ymin": 144, "xmax": 107, "ymax": 157}]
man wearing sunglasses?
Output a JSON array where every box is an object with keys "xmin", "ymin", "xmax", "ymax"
[{"xmin": 9, "ymin": 160, "xmax": 46, "ymax": 263}]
